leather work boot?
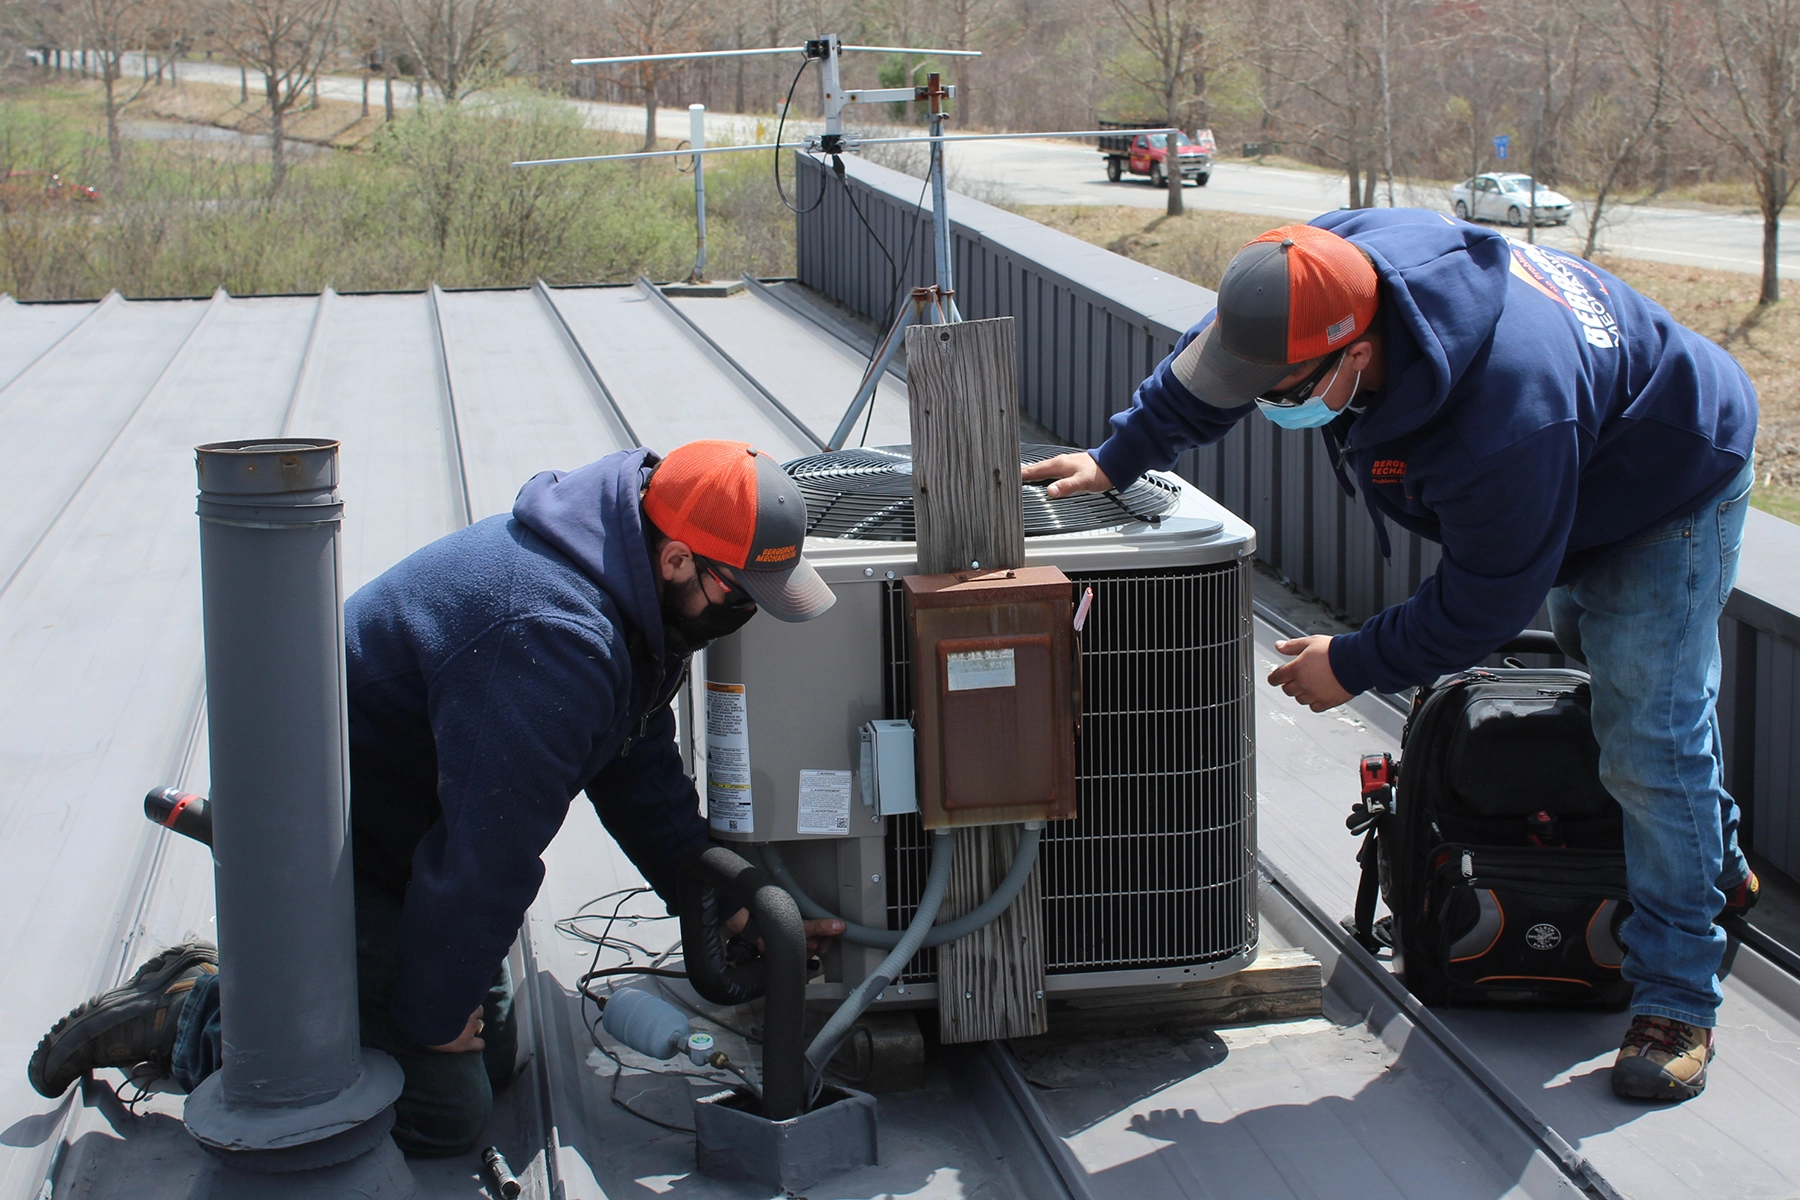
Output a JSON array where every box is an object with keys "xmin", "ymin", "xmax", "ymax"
[
  {"xmin": 1610, "ymin": 1015, "xmax": 1713, "ymax": 1102},
  {"xmin": 1721, "ymin": 870, "xmax": 1761, "ymax": 920},
  {"xmin": 27, "ymin": 942, "xmax": 218, "ymax": 1098}
]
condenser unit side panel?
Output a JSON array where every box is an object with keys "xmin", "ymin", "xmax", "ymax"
[{"xmin": 704, "ymin": 580, "xmax": 886, "ymax": 843}]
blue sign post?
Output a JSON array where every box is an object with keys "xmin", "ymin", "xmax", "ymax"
[{"xmin": 1494, "ymin": 134, "xmax": 1510, "ymax": 161}]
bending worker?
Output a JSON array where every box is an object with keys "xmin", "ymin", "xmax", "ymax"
[
  {"xmin": 1026, "ymin": 211, "xmax": 1757, "ymax": 1103},
  {"xmin": 29, "ymin": 441, "xmax": 844, "ymax": 1154}
]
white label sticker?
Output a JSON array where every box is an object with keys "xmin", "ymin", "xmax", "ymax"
[
  {"xmin": 946, "ymin": 648, "xmax": 1016, "ymax": 691},
  {"xmin": 705, "ymin": 682, "xmax": 753, "ymax": 833},
  {"xmin": 797, "ymin": 769, "xmax": 853, "ymax": 835}
]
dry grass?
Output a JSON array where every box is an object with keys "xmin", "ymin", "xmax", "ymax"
[
  {"xmin": 1021, "ymin": 205, "xmax": 1796, "ymax": 522},
  {"xmin": 1022, "ymin": 205, "xmax": 1276, "ymax": 294}
]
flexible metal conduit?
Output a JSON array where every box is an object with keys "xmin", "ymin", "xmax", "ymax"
[
  {"xmin": 804, "ymin": 830, "xmax": 955, "ymax": 1087},
  {"xmin": 761, "ymin": 823, "xmax": 1043, "ymax": 949}
]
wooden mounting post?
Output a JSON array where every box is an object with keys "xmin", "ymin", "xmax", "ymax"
[{"xmin": 905, "ymin": 315, "xmax": 1049, "ymax": 1043}]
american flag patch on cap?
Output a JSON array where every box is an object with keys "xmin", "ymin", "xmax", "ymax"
[{"xmin": 1326, "ymin": 314, "xmax": 1356, "ymax": 343}]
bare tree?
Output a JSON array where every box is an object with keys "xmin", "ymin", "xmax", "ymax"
[
  {"xmin": 1558, "ymin": 0, "xmax": 1671, "ymax": 257},
  {"xmin": 383, "ymin": 0, "xmax": 511, "ymax": 102},
  {"xmin": 215, "ymin": 0, "xmax": 340, "ymax": 191},
  {"xmin": 1108, "ymin": 0, "xmax": 1211, "ymax": 213},
  {"xmin": 70, "ymin": 0, "xmax": 157, "ymax": 188},
  {"xmin": 595, "ymin": 0, "xmax": 711, "ymax": 149},
  {"xmin": 1673, "ymin": 0, "xmax": 1799, "ymax": 304}
]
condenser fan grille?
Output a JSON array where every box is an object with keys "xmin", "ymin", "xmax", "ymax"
[{"xmin": 783, "ymin": 444, "xmax": 1179, "ymax": 541}]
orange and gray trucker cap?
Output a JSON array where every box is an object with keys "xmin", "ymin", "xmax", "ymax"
[
  {"xmin": 642, "ymin": 440, "xmax": 835, "ymax": 622},
  {"xmin": 1173, "ymin": 224, "xmax": 1379, "ymax": 408}
]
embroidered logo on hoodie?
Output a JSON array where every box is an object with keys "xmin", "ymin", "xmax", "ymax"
[{"xmin": 1509, "ymin": 243, "xmax": 1620, "ymax": 350}]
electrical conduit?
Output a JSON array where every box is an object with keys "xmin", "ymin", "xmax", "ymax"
[
  {"xmin": 761, "ymin": 823, "xmax": 1043, "ymax": 950},
  {"xmin": 803, "ymin": 829, "xmax": 956, "ymax": 1088}
]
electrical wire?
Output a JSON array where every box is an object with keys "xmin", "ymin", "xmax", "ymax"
[
  {"xmin": 559, "ymin": 888, "xmax": 761, "ymax": 1134},
  {"xmin": 850, "ymin": 162, "xmax": 933, "ymax": 446},
  {"xmin": 774, "ymin": 56, "xmax": 827, "ymax": 215}
]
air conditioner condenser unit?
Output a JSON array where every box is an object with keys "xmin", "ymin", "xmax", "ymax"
[{"xmin": 697, "ymin": 445, "xmax": 1259, "ymax": 1007}]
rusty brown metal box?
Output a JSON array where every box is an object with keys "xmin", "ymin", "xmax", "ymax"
[{"xmin": 904, "ymin": 566, "xmax": 1078, "ymax": 829}]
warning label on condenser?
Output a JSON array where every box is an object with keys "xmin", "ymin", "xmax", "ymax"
[
  {"xmin": 946, "ymin": 647, "xmax": 1016, "ymax": 691},
  {"xmin": 706, "ymin": 681, "xmax": 753, "ymax": 833},
  {"xmin": 797, "ymin": 770, "xmax": 853, "ymax": 835}
]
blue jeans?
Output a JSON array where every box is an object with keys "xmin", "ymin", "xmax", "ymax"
[
  {"xmin": 170, "ymin": 876, "xmax": 517, "ymax": 1157},
  {"xmin": 1547, "ymin": 458, "xmax": 1754, "ymax": 1028}
]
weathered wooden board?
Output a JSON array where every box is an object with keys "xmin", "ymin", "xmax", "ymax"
[{"xmin": 905, "ymin": 315, "xmax": 1048, "ymax": 1043}]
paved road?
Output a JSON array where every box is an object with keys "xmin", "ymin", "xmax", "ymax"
[{"xmin": 146, "ymin": 58, "xmax": 1799, "ymax": 281}]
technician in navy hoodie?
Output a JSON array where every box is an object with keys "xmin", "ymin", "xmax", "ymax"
[
  {"xmin": 1027, "ymin": 213, "xmax": 1758, "ymax": 1103},
  {"xmin": 27, "ymin": 440, "xmax": 844, "ymax": 1155}
]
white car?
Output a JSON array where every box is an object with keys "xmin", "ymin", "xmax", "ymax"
[{"xmin": 1450, "ymin": 173, "xmax": 1573, "ymax": 227}]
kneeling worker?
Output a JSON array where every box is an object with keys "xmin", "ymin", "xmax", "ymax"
[
  {"xmin": 1027, "ymin": 212, "xmax": 1757, "ymax": 1102},
  {"xmin": 29, "ymin": 440, "xmax": 844, "ymax": 1153}
]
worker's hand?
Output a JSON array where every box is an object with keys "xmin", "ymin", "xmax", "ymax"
[
  {"xmin": 1022, "ymin": 451, "xmax": 1113, "ymax": 499},
  {"xmin": 427, "ymin": 1006, "xmax": 486, "ymax": 1054},
  {"xmin": 1268, "ymin": 636, "xmax": 1353, "ymax": 712},
  {"xmin": 724, "ymin": 908, "xmax": 846, "ymax": 956}
]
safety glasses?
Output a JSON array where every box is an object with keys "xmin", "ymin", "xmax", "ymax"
[
  {"xmin": 1257, "ymin": 350, "xmax": 1346, "ymax": 408},
  {"xmin": 698, "ymin": 558, "xmax": 754, "ymax": 607}
]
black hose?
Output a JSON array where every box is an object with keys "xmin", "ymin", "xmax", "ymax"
[{"xmin": 677, "ymin": 844, "xmax": 807, "ymax": 1120}]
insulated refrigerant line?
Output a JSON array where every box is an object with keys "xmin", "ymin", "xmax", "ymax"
[{"xmin": 634, "ymin": 275, "xmax": 830, "ymax": 451}]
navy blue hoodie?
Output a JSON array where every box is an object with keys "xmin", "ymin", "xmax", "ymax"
[
  {"xmin": 345, "ymin": 449, "xmax": 707, "ymax": 1047},
  {"xmin": 1092, "ymin": 209, "xmax": 1757, "ymax": 697}
]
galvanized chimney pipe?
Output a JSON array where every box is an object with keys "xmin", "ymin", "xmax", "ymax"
[{"xmin": 183, "ymin": 440, "xmax": 412, "ymax": 1198}]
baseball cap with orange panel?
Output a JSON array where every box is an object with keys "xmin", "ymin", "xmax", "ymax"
[
  {"xmin": 642, "ymin": 440, "xmax": 836, "ymax": 622},
  {"xmin": 1170, "ymin": 224, "xmax": 1379, "ymax": 408}
]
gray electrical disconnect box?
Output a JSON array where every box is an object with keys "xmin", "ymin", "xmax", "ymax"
[{"xmin": 859, "ymin": 720, "xmax": 917, "ymax": 816}]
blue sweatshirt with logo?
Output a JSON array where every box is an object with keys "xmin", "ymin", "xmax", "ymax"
[
  {"xmin": 346, "ymin": 449, "xmax": 708, "ymax": 1047},
  {"xmin": 1091, "ymin": 208, "xmax": 1757, "ymax": 697}
]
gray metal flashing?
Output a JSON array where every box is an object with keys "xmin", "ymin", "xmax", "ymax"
[
  {"xmin": 0, "ymin": 290, "xmax": 223, "ymax": 602},
  {"xmin": 532, "ymin": 280, "xmax": 641, "ymax": 447},
  {"xmin": 278, "ymin": 287, "xmax": 334, "ymax": 437},
  {"xmin": 1257, "ymin": 860, "xmax": 1618, "ymax": 1199},
  {"xmin": 741, "ymin": 273, "xmax": 909, "ymax": 381},
  {"xmin": 427, "ymin": 284, "xmax": 476, "ymax": 529},
  {"xmin": 1729, "ymin": 508, "xmax": 1800, "ymax": 645},
  {"xmin": 635, "ymin": 275, "xmax": 829, "ymax": 451},
  {"xmin": 827, "ymin": 156, "xmax": 1217, "ymax": 342},
  {"xmin": 0, "ymin": 290, "xmax": 115, "ymax": 396}
]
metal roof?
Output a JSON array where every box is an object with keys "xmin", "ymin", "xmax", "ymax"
[{"xmin": 3, "ymin": 271, "xmax": 1800, "ymax": 1200}]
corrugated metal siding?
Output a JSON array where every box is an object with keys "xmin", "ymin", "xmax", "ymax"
[{"xmin": 798, "ymin": 152, "xmax": 1800, "ymax": 879}]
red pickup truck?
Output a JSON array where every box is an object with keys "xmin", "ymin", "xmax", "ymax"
[{"xmin": 1098, "ymin": 121, "xmax": 1213, "ymax": 187}]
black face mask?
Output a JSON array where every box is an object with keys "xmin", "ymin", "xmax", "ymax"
[{"xmin": 661, "ymin": 577, "xmax": 757, "ymax": 656}]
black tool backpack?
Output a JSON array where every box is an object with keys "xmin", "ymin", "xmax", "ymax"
[{"xmin": 1348, "ymin": 635, "xmax": 1633, "ymax": 1010}]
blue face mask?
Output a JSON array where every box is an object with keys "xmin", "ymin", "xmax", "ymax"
[
  {"xmin": 1257, "ymin": 394, "xmax": 1340, "ymax": 429},
  {"xmin": 1256, "ymin": 366, "xmax": 1361, "ymax": 430}
]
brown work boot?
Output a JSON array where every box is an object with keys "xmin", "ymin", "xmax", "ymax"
[
  {"xmin": 27, "ymin": 942, "xmax": 217, "ymax": 1098},
  {"xmin": 1610, "ymin": 1015, "xmax": 1712, "ymax": 1102}
]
